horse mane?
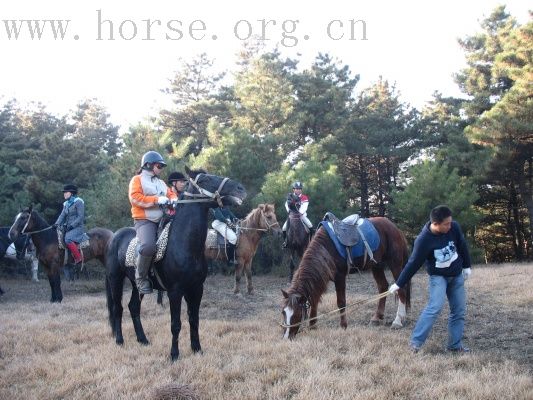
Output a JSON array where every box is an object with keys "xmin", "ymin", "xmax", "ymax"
[
  {"xmin": 241, "ymin": 204, "xmax": 274, "ymax": 228},
  {"xmin": 27, "ymin": 209, "xmax": 50, "ymax": 229},
  {"xmin": 286, "ymin": 228, "xmax": 338, "ymax": 305}
]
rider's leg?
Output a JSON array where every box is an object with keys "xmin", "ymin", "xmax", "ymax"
[
  {"xmin": 65, "ymin": 241, "xmax": 82, "ymax": 264},
  {"xmin": 134, "ymin": 220, "xmax": 157, "ymax": 295}
]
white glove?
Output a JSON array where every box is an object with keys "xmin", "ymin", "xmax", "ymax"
[
  {"xmin": 157, "ymin": 196, "xmax": 169, "ymax": 205},
  {"xmin": 388, "ymin": 283, "xmax": 400, "ymax": 295},
  {"xmin": 462, "ymin": 268, "xmax": 471, "ymax": 280},
  {"xmin": 170, "ymin": 198, "xmax": 178, "ymax": 205}
]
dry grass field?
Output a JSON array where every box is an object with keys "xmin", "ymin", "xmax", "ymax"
[{"xmin": 1, "ymin": 262, "xmax": 532, "ymax": 400}]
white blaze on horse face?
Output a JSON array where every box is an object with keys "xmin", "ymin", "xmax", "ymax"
[
  {"xmin": 8, "ymin": 213, "xmax": 22, "ymax": 239},
  {"xmin": 283, "ymin": 305, "xmax": 294, "ymax": 339}
]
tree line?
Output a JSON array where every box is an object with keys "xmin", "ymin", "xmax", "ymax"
[{"xmin": 0, "ymin": 6, "xmax": 531, "ymax": 268}]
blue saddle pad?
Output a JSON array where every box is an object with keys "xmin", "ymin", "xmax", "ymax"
[{"xmin": 319, "ymin": 217, "xmax": 380, "ymax": 260}]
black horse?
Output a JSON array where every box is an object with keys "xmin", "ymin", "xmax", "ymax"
[
  {"xmin": 285, "ymin": 194, "xmax": 311, "ymax": 281},
  {"xmin": 8, "ymin": 207, "xmax": 113, "ymax": 302},
  {"xmin": 0, "ymin": 226, "xmax": 31, "ymax": 295},
  {"xmin": 105, "ymin": 167, "xmax": 246, "ymax": 361}
]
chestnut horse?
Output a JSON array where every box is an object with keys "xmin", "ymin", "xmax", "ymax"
[
  {"xmin": 205, "ymin": 203, "xmax": 282, "ymax": 294},
  {"xmin": 8, "ymin": 207, "xmax": 113, "ymax": 302},
  {"xmin": 281, "ymin": 217, "xmax": 411, "ymax": 339},
  {"xmin": 105, "ymin": 168, "xmax": 246, "ymax": 361}
]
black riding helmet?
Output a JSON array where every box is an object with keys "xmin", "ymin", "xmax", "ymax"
[
  {"xmin": 141, "ymin": 151, "xmax": 166, "ymax": 169},
  {"xmin": 62, "ymin": 184, "xmax": 78, "ymax": 194},
  {"xmin": 292, "ymin": 181, "xmax": 303, "ymax": 189},
  {"xmin": 168, "ymin": 172, "xmax": 187, "ymax": 184}
]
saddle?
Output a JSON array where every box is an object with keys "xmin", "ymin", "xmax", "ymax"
[
  {"xmin": 125, "ymin": 222, "xmax": 172, "ymax": 268},
  {"xmin": 57, "ymin": 230, "xmax": 90, "ymax": 266},
  {"xmin": 206, "ymin": 229, "xmax": 231, "ymax": 249},
  {"xmin": 320, "ymin": 212, "xmax": 379, "ymax": 272},
  {"xmin": 323, "ymin": 212, "xmax": 360, "ymax": 246}
]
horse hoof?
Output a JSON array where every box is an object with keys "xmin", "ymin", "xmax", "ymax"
[
  {"xmin": 391, "ymin": 322, "xmax": 403, "ymax": 330},
  {"xmin": 247, "ymin": 290, "xmax": 254, "ymax": 296},
  {"xmin": 116, "ymin": 338, "xmax": 124, "ymax": 346},
  {"xmin": 138, "ymin": 338, "xmax": 150, "ymax": 346},
  {"xmin": 170, "ymin": 353, "xmax": 179, "ymax": 362}
]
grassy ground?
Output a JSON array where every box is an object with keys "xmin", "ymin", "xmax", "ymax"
[{"xmin": 0, "ymin": 262, "xmax": 532, "ymax": 399}]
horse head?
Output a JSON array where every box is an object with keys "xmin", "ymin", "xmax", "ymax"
[
  {"xmin": 287, "ymin": 193, "xmax": 301, "ymax": 213},
  {"xmin": 8, "ymin": 206, "xmax": 34, "ymax": 241},
  {"xmin": 184, "ymin": 166, "xmax": 247, "ymax": 207},
  {"xmin": 257, "ymin": 204, "xmax": 282, "ymax": 236},
  {"xmin": 281, "ymin": 289, "xmax": 308, "ymax": 339}
]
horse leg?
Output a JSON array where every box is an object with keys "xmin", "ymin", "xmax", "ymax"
[
  {"xmin": 234, "ymin": 263, "xmax": 243, "ymax": 294},
  {"xmin": 167, "ymin": 288, "xmax": 184, "ymax": 361},
  {"xmin": 185, "ymin": 284, "xmax": 204, "ymax": 354},
  {"xmin": 245, "ymin": 261, "xmax": 254, "ymax": 295},
  {"xmin": 107, "ymin": 272, "xmax": 126, "ymax": 345},
  {"xmin": 334, "ymin": 276, "xmax": 348, "ymax": 329},
  {"xmin": 289, "ymin": 252, "xmax": 296, "ymax": 282},
  {"xmin": 48, "ymin": 271, "xmax": 62, "ymax": 303},
  {"xmin": 370, "ymin": 266, "xmax": 388, "ymax": 325},
  {"xmin": 129, "ymin": 282, "xmax": 149, "ymax": 345}
]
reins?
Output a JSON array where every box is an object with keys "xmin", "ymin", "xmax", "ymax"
[{"xmin": 280, "ymin": 290, "xmax": 390, "ymax": 329}]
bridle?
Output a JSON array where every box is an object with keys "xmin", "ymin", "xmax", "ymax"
[
  {"xmin": 19, "ymin": 211, "xmax": 53, "ymax": 235},
  {"xmin": 239, "ymin": 209, "xmax": 280, "ymax": 233},
  {"xmin": 182, "ymin": 173, "xmax": 229, "ymax": 207}
]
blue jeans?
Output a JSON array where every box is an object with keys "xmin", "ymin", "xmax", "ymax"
[{"xmin": 410, "ymin": 274, "xmax": 466, "ymax": 350}]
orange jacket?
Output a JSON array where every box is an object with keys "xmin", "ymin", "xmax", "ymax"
[{"xmin": 128, "ymin": 170, "xmax": 177, "ymax": 222}]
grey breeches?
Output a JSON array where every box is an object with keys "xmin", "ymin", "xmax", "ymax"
[{"xmin": 134, "ymin": 220, "xmax": 158, "ymax": 257}]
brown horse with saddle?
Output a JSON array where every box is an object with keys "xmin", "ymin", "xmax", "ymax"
[
  {"xmin": 205, "ymin": 203, "xmax": 282, "ymax": 294},
  {"xmin": 8, "ymin": 206, "xmax": 113, "ymax": 302}
]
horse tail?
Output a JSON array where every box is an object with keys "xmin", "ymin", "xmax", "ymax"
[{"xmin": 105, "ymin": 277, "xmax": 115, "ymax": 335}]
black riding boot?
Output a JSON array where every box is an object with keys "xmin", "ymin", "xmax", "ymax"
[{"xmin": 226, "ymin": 243, "xmax": 237, "ymax": 266}]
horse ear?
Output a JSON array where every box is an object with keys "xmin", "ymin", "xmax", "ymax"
[
  {"xmin": 184, "ymin": 165, "xmax": 193, "ymax": 177},
  {"xmin": 258, "ymin": 204, "xmax": 265, "ymax": 210},
  {"xmin": 28, "ymin": 204, "xmax": 33, "ymax": 213},
  {"xmin": 281, "ymin": 289, "xmax": 289, "ymax": 299}
]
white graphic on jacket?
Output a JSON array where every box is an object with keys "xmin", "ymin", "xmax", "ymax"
[{"xmin": 434, "ymin": 241, "xmax": 458, "ymax": 268}]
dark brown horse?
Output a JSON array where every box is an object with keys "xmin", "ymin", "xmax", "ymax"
[
  {"xmin": 281, "ymin": 217, "xmax": 411, "ymax": 339},
  {"xmin": 285, "ymin": 200, "xmax": 311, "ymax": 281},
  {"xmin": 8, "ymin": 207, "xmax": 113, "ymax": 302},
  {"xmin": 105, "ymin": 168, "xmax": 246, "ymax": 361},
  {"xmin": 205, "ymin": 203, "xmax": 282, "ymax": 294}
]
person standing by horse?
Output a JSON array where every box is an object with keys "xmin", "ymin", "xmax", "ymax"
[
  {"xmin": 54, "ymin": 184, "xmax": 86, "ymax": 265},
  {"xmin": 389, "ymin": 205, "xmax": 472, "ymax": 353},
  {"xmin": 211, "ymin": 205, "xmax": 238, "ymax": 265},
  {"xmin": 282, "ymin": 181, "xmax": 313, "ymax": 247},
  {"xmin": 129, "ymin": 151, "xmax": 177, "ymax": 294}
]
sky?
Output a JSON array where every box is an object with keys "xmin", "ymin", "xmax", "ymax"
[{"xmin": 0, "ymin": 1, "xmax": 530, "ymax": 131}]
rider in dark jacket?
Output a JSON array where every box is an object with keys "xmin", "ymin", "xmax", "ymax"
[{"xmin": 55, "ymin": 184, "xmax": 85, "ymax": 264}]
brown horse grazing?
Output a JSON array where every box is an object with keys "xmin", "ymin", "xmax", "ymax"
[
  {"xmin": 8, "ymin": 207, "xmax": 113, "ymax": 302},
  {"xmin": 205, "ymin": 204, "xmax": 282, "ymax": 295},
  {"xmin": 281, "ymin": 217, "xmax": 411, "ymax": 339}
]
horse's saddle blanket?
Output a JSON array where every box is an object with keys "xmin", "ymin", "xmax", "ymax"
[
  {"xmin": 319, "ymin": 213, "xmax": 380, "ymax": 260},
  {"xmin": 57, "ymin": 231, "xmax": 90, "ymax": 250},
  {"xmin": 125, "ymin": 223, "xmax": 171, "ymax": 267},
  {"xmin": 205, "ymin": 229, "xmax": 230, "ymax": 249}
]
